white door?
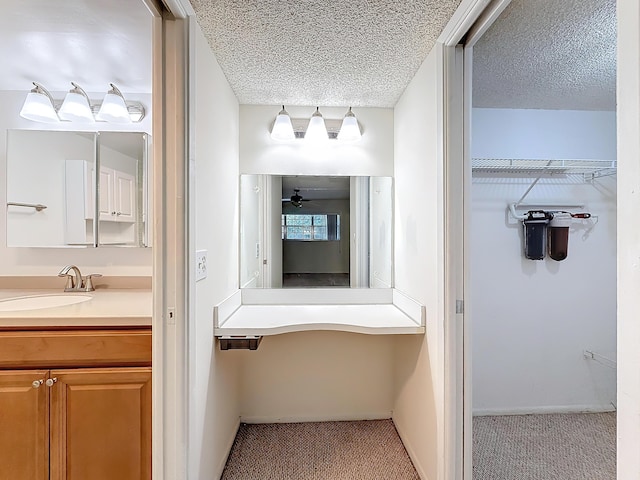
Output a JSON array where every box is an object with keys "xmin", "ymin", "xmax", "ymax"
[
  {"xmin": 114, "ymin": 171, "xmax": 136, "ymax": 223},
  {"xmin": 98, "ymin": 167, "xmax": 115, "ymax": 221}
]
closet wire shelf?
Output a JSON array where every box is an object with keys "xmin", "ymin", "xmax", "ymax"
[{"xmin": 472, "ymin": 158, "xmax": 617, "ymax": 180}]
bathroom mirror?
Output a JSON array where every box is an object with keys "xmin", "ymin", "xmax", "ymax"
[
  {"xmin": 6, "ymin": 129, "xmax": 149, "ymax": 247},
  {"xmin": 240, "ymin": 174, "xmax": 393, "ymax": 288}
]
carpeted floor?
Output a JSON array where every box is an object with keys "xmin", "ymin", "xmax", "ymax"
[
  {"xmin": 221, "ymin": 420, "xmax": 420, "ymax": 480},
  {"xmin": 473, "ymin": 412, "xmax": 616, "ymax": 480}
]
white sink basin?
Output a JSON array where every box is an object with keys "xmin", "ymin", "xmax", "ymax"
[{"xmin": 0, "ymin": 294, "xmax": 93, "ymax": 312}]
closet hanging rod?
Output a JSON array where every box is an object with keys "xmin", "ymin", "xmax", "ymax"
[{"xmin": 508, "ymin": 203, "xmax": 585, "ymax": 220}]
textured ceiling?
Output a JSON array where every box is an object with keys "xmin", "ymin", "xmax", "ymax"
[
  {"xmin": 473, "ymin": 0, "xmax": 616, "ymax": 111},
  {"xmin": 189, "ymin": 0, "xmax": 462, "ymax": 107},
  {"xmin": 0, "ymin": 0, "xmax": 152, "ymax": 93},
  {"xmin": 1, "ymin": 0, "xmax": 616, "ymax": 112}
]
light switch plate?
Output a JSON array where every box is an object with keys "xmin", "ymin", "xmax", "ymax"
[{"xmin": 196, "ymin": 250, "xmax": 207, "ymax": 281}]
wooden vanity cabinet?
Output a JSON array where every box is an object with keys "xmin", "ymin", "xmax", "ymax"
[{"xmin": 0, "ymin": 328, "xmax": 151, "ymax": 480}]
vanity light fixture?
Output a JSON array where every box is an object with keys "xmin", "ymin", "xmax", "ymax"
[
  {"xmin": 269, "ymin": 105, "xmax": 363, "ymax": 143},
  {"xmin": 19, "ymin": 82, "xmax": 60, "ymax": 123},
  {"xmin": 304, "ymin": 107, "xmax": 329, "ymax": 143},
  {"xmin": 270, "ymin": 105, "xmax": 295, "ymax": 141},
  {"xmin": 337, "ymin": 107, "xmax": 362, "ymax": 142},
  {"xmin": 19, "ymin": 81, "xmax": 146, "ymax": 124},
  {"xmin": 58, "ymin": 82, "xmax": 94, "ymax": 122},
  {"xmin": 96, "ymin": 83, "xmax": 132, "ymax": 123}
]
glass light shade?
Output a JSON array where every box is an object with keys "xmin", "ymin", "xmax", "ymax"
[
  {"xmin": 304, "ymin": 108, "xmax": 328, "ymax": 143},
  {"xmin": 337, "ymin": 110, "xmax": 362, "ymax": 142},
  {"xmin": 96, "ymin": 92, "xmax": 131, "ymax": 123},
  {"xmin": 271, "ymin": 107, "xmax": 295, "ymax": 140},
  {"xmin": 58, "ymin": 92, "xmax": 94, "ymax": 122},
  {"xmin": 20, "ymin": 91, "xmax": 59, "ymax": 123}
]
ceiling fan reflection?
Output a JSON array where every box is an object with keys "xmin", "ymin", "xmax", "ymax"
[{"xmin": 281, "ymin": 188, "xmax": 311, "ymax": 208}]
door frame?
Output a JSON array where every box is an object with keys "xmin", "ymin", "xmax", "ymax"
[
  {"xmin": 151, "ymin": 4, "xmax": 190, "ymax": 480},
  {"xmin": 438, "ymin": 0, "xmax": 512, "ymax": 478}
]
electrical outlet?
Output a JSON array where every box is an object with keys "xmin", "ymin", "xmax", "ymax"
[{"xmin": 196, "ymin": 250, "xmax": 207, "ymax": 281}]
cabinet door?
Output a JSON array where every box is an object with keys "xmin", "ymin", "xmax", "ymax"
[
  {"xmin": 114, "ymin": 170, "xmax": 136, "ymax": 223},
  {"xmin": 0, "ymin": 370, "xmax": 49, "ymax": 480},
  {"xmin": 50, "ymin": 368, "xmax": 151, "ymax": 480},
  {"xmin": 98, "ymin": 167, "xmax": 116, "ymax": 221}
]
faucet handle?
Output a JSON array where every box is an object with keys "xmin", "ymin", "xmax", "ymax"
[
  {"xmin": 83, "ymin": 274, "xmax": 102, "ymax": 292},
  {"xmin": 58, "ymin": 272, "xmax": 75, "ymax": 290}
]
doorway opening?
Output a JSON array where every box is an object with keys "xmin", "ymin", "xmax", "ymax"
[{"xmin": 464, "ymin": 0, "xmax": 617, "ymax": 477}]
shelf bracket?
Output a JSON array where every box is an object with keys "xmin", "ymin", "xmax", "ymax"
[{"xmin": 219, "ymin": 335, "xmax": 263, "ymax": 351}]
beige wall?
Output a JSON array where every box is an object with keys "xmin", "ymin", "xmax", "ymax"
[
  {"xmin": 189, "ymin": 21, "xmax": 241, "ymax": 479},
  {"xmin": 238, "ymin": 331, "xmax": 395, "ymax": 423},
  {"xmin": 392, "ymin": 45, "xmax": 444, "ymax": 480}
]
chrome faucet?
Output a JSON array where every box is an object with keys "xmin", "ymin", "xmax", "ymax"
[{"xmin": 58, "ymin": 265, "xmax": 102, "ymax": 292}]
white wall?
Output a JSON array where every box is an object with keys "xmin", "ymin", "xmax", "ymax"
[
  {"xmin": 0, "ymin": 90, "xmax": 152, "ymax": 275},
  {"xmin": 472, "ymin": 108, "xmax": 616, "ymax": 160},
  {"xmin": 240, "ymin": 105, "xmax": 394, "ymax": 176},
  {"xmin": 393, "ymin": 45, "xmax": 445, "ymax": 480},
  {"xmin": 471, "ymin": 108, "xmax": 617, "ymax": 414},
  {"xmin": 617, "ymin": 2, "xmax": 640, "ymax": 477},
  {"xmin": 6, "ymin": 130, "xmax": 94, "ymax": 246},
  {"xmin": 189, "ymin": 22, "xmax": 241, "ymax": 479}
]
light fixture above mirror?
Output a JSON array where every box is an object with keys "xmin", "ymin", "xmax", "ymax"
[
  {"xmin": 58, "ymin": 82, "xmax": 94, "ymax": 122},
  {"xmin": 305, "ymin": 107, "xmax": 329, "ymax": 143},
  {"xmin": 269, "ymin": 106, "xmax": 362, "ymax": 142},
  {"xmin": 19, "ymin": 81, "xmax": 146, "ymax": 124},
  {"xmin": 19, "ymin": 82, "xmax": 59, "ymax": 123},
  {"xmin": 96, "ymin": 83, "xmax": 133, "ymax": 123},
  {"xmin": 270, "ymin": 106, "xmax": 295, "ymax": 141}
]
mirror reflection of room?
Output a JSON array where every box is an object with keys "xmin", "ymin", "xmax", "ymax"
[
  {"xmin": 239, "ymin": 174, "xmax": 393, "ymax": 289},
  {"xmin": 6, "ymin": 129, "xmax": 149, "ymax": 248},
  {"xmin": 281, "ymin": 176, "xmax": 350, "ymax": 287}
]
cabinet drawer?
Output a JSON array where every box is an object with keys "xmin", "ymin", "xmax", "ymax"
[{"xmin": 0, "ymin": 329, "xmax": 151, "ymax": 369}]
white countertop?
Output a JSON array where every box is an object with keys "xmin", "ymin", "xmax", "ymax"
[
  {"xmin": 0, "ymin": 289, "xmax": 152, "ymax": 328},
  {"xmin": 216, "ymin": 304, "xmax": 425, "ymax": 336}
]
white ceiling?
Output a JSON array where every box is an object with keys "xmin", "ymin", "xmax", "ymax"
[
  {"xmin": 472, "ymin": 0, "xmax": 616, "ymax": 111},
  {"xmin": 0, "ymin": 0, "xmax": 152, "ymax": 95},
  {"xmin": 0, "ymin": 0, "xmax": 616, "ymax": 112}
]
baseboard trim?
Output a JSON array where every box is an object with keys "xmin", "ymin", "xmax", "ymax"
[
  {"xmin": 215, "ymin": 417, "xmax": 241, "ymax": 480},
  {"xmin": 240, "ymin": 412, "xmax": 392, "ymax": 424},
  {"xmin": 473, "ymin": 404, "xmax": 617, "ymax": 416},
  {"xmin": 392, "ymin": 417, "xmax": 429, "ymax": 480}
]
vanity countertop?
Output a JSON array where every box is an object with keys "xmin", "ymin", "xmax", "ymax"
[{"xmin": 0, "ymin": 289, "xmax": 152, "ymax": 328}]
